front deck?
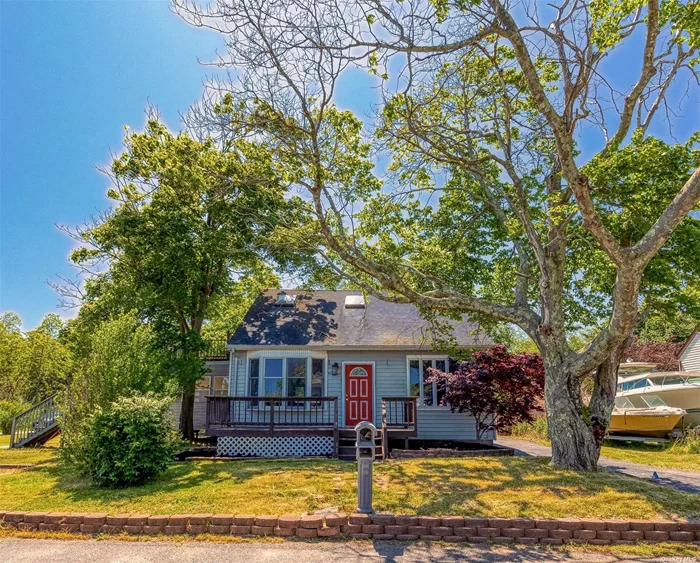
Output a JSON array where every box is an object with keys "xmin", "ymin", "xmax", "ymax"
[{"xmin": 205, "ymin": 396, "xmax": 418, "ymax": 459}]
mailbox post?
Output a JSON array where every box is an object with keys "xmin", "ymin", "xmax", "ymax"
[{"xmin": 354, "ymin": 421, "xmax": 376, "ymax": 514}]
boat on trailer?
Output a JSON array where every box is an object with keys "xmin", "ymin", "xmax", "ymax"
[
  {"xmin": 616, "ymin": 370, "xmax": 700, "ymax": 429},
  {"xmin": 610, "ymin": 395, "xmax": 686, "ymax": 438}
]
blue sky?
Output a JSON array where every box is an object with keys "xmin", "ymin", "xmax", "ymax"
[
  {"xmin": 1, "ymin": 1, "xmax": 380, "ymax": 331},
  {"xmin": 1, "ymin": 1, "xmax": 697, "ymax": 331},
  {"xmin": 0, "ymin": 1, "xmax": 224, "ymax": 329}
]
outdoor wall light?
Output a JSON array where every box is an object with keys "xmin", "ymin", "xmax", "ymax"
[{"xmin": 331, "ymin": 362, "xmax": 340, "ymax": 376}]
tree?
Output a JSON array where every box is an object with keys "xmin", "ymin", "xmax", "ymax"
[
  {"xmin": 427, "ymin": 346, "xmax": 544, "ymax": 440},
  {"xmin": 65, "ymin": 119, "xmax": 303, "ymax": 439},
  {"xmin": 625, "ymin": 338, "xmax": 685, "ymax": 371},
  {"xmin": 0, "ymin": 313, "xmax": 25, "ymax": 402},
  {"xmin": 0, "ymin": 312, "xmax": 72, "ymax": 404},
  {"xmin": 59, "ymin": 312, "xmax": 175, "ymax": 466},
  {"xmin": 201, "ymin": 266, "xmax": 280, "ymax": 341},
  {"xmin": 22, "ymin": 316, "xmax": 72, "ymax": 403},
  {"xmin": 176, "ymin": 0, "xmax": 700, "ymax": 469}
]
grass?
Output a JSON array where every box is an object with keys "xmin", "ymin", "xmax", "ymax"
[
  {"xmin": 0, "ymin": 448, "xmax": 698, "ymax": 520},
  {"xmin": 0, "ymin": 434, "xmax": 10, "ymax": 447},
  {"xmin": 510, "ymin": 418, "xmax": 700, "ymax": 472},
  {"xmin": 0, "ymin": 447, "xmax": 57, "ymax": 466},
  {"xmin": 600, "ymin": 441, "xmax": 700, "ymax": 472},
  {"xmin": 0, "ymin": 436, "xmax": 60, "ymax": 466},
  {"xmin": 558, "ymin": 541, "xmax": 700, "ymax": 558}
]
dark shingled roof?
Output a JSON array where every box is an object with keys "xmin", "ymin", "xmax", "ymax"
[{"xmin": 228, "ymin": 289, "xmax": 493, "ymax": 349}]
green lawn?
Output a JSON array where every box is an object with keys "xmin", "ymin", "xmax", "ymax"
[
  {"xmin": 0, "ymin": 435, "xmax": 9, "ymax": 447},
  {"xmin": 510, "ymin": 428, "xmax": 700, "ymax": 472},
  {"xmin": 0, "ymin": 447, "xmax": 57, "ymax": 466},
  {"xmin": 0, "ymin": 448, "xmax": 697, "ymax": 520},
  {"xmin": 601, "ymin": 441, "xmax": 700, "ymax": 472}
]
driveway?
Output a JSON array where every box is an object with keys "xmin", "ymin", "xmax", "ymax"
[
  {"xmin": 0, "ymin": 538, "xmax": 681, "ymax": 563},
  {"xmin": 496, "ymin": 438, "xmax": 700, "ymax": 494}
]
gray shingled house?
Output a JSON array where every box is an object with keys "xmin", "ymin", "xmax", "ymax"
[{"xmin": 183, "ymin": 289, "xmax": 494, "ymax": 459}]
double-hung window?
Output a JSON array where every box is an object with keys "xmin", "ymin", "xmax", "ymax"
[
  {"xmin": 195, "ymin": 375, "xmax": 229, "ymax": 396},
  {"xmin": 248, "ymin": 355, "xmax": 326, "ymax": 406},
  {"xmin": 408, "ymin": 357, "xmax": 448, "ymax": 407}
]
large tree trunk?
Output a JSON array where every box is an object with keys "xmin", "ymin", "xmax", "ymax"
[
  {"xmin": 178, "ymin": 317, "xmax": 206, "ymax": 442},
  {"xmin": 545, "ymin": 363, "xmax": 599, "ymax": 470},
  {"xmin": 179, "ymin": 378, "xmax": 196, "ymax": 441},
  {"xmin": 588, "ymin": 334, "xmax": 635, "ymax": 445},
  {"xmin": 546, "ymin": 333, "xmax": 634, "ymax": 470}
]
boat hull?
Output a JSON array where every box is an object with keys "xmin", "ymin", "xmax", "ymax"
[
  {"xmin": 618, "ymin": 384, "xmax": 700, "ymax": 429},
  {"xmin": 609, "ymin": 412, "xmax": 685, "ymax": 438}
]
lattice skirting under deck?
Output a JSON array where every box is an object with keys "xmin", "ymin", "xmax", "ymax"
[{"xmin": 217, "ymin": 436, "xmax": 334, "ymax": 458}]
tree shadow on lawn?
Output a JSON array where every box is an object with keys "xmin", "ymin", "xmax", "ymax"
[
  {"xmin": 38, "ymin": 458, "xmax": 356, "ymax": 511},
  {"xmin": 375, "ymin": 457, "xmax": 700, "ymax": 520},
  {"xmin": 11, "ymin": 456, "xmax": 699, "ymax": 519}
]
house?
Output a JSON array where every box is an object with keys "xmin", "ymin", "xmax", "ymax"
[
  {"xmin": 680, "ymin": 328, "xmax": 700, "ymax": 371},
  {"xmin": 186, "ymin": 289, "xmax": 495, "ymax": 459}
]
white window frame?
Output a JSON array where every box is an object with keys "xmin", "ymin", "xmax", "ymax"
[
  {"xmin": 245, "ymin": 350, "xmax": 327, "ymax": 402},
  {"xmin": 406, "ymin": 355, "xmax": 449, "ymax": 409}
]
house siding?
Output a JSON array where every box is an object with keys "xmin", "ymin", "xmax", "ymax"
[
  {"xmin": 681, "ymin": 331, "xmax": 700, "ymax": 371},
  {"xmin": 171, "ymin": 360, "xmax": 230, "ymax": 431},
  {"xmin": 232, "ymin": 349, "xmax": 491, "ymax": 442}
]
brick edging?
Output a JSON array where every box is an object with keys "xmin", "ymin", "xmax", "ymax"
[{"xmin": 1, "ymin": 512, "xmax": 699, "ymax": 545}]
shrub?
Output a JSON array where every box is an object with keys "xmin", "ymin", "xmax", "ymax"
[
  {"xmin": 427, "ymin": 345, "xmax": 545, "ymax": 440},
  {"xmin": 670, "ymin": 429, "xmax": 700, "ymax": 454},
  {"xmin": 78, "ymin": 393, "xmax": 182, "ymax": 487},
  {"xmin": 0, "ymin": 400, "xmax": 29, "ymax": 434},
  {"xmin": 511, "ymin": 416, "xmax": 550, "ymax": 443},
  {"xmin": 58, "ymin": 312, "xmax": 177, "ymax": 467}
]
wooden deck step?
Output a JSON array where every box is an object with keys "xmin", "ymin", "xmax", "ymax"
[
  {"xmin": 337, "ymin": 445, "xmax": 384, "ymax": 461},
  {"xmin": 338, "ymin": 428, "xmax": 383, "ymax": 439},
  {"xmin": 337, "ymin": 427, "xmax": 385, "ymax": 460}
]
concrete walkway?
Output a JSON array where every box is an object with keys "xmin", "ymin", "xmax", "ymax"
[
  {"xmin": 0, "ymin": 538, "xmax": 678, "ymax": 563},
  {"xmin": 496, "ymin": 438, "xmax": 700, "ymax": 495}
]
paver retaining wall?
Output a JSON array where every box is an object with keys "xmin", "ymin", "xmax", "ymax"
[{"xmin": 1, "ymin": 512, "xmax": 699, "ymax": 545}]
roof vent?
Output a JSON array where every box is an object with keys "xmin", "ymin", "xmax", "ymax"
[
  {"xmin": 275, "ymin": 292, "xmax": 296, "ymax": 307},
  {"xmin": 344, "ymin": 295, "xmax": 366, "ymax": 309}
]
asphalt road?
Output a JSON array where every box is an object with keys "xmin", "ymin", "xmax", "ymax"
[{"xmin": 1, "ymin": 538, "xmax": 690, "ymax": 563}]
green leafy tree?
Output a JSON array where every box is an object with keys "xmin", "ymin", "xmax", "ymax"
[
  {"xmin": 59, "ymin": 312, "xmax": 175, "ymax": 465},
  {"xmin": 0, "ymin": 313, "xmax": 26, "ymax": 402},
  {"xmin": 65, "ymin": 119, "xmax": 303, "ymax": 439},
  {"xmin": 0, "ymin": 312, "xmax": 72, "ymax": 405},
  {"xmin": 176, "ymin": 0, "xmax": 700, "ymax": 469},
  {"xmin": 201, "ymin": 266, "xmax": 280, "ymax": 341},
  {"xmin": 22, "ymin": 316, "xmax": 72, "ymax": 403}
]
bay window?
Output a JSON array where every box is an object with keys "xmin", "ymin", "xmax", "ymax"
[
  {"xmin": 247, "ymin": 354, "xmax": 326, "ymax": 404},
  {"xmin": 264, "ymin": 358, "xmax": 284, "ymax": 396},
  {"xmin": 311, "ymin": 358, "xmax": 324, "ymax": 398},
  {"xmin": 408, "ymin": 357, "xmax": 448, "ymax": 407},
  {"xmin": 286, "ymin": 358, "xmax": 306, "ymax": 397}
]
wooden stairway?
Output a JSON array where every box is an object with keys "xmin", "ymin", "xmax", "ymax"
[
  {"xmin": 10, "ymin": 394, "xmax": 60, "ymax": 448},
  {"xmin": 337, "ymin": 428, "xmax": 385, "ymax": 461}
]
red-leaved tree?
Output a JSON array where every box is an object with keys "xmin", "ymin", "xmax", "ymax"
[
  {"xmin": 427, "ymin": 346, "xmax": 544, "ymax": 440},
  {"xmin": 624, "ymin": 338, "xmax": 683, "ymax": 372}
]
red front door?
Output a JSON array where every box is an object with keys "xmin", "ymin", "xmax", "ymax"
[{"xmin": 344, "ymin": 363, "xmax": 373, "ymax": 427}]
